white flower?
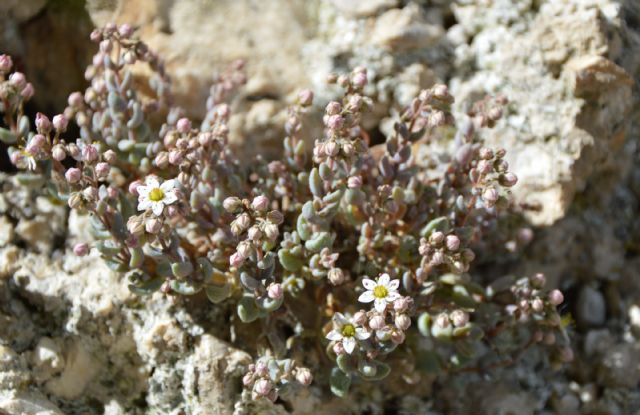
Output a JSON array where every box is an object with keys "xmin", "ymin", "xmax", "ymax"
[
  {"xmin": 137, "ymin": 176, "xmax": 178, "ymax": 216},
  {"xmin": 326, "ymin": 312, "xmax": 370, "ymax": 354},
  {"xmin": 358, "ymin": 273, "xmax": 400, "ymax": 312}
]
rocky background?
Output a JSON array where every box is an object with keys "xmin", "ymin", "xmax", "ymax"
[{"xmin": 1, "ymin": 0, "xmax": 639, "ymax": 414}]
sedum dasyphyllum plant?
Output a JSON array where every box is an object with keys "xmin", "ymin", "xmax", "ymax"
[{"xmin": 0, "ymin": 24, "xmax": 571, "ymax": 402}]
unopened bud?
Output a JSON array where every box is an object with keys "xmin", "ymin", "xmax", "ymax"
[
  {"xmin": 267, "ymin": 283, "xmax": 283, "ymax": 300},
  {"xmin": 298, "ymin": 89, "xmax": 314, "ymax": 106},
  {"xmin": 548, "ymin": 289, "xmax": 564, "ymax": 306},
  {"xmin": 450, "ymin": 310, "xmax": 469, "ymax": 327},
  {"xmin": 251, "ymin": 195, "xmax": 269, "ymax": 211},
  {"xmin": 295, "ymin": 368, "xmax": 313, "ymax": 386},
  {"xmin": 328, "ymin": 268, "xmax": 345, "ymax": 285},
  {"xmin": 445, "ymin": 234, "xmax": 460, "ymax": 251},
  {"xmin": 395, "ymin": 314, "xmax": 411, "ymax": 330},
  {"xmin": 369, "ymin": 315, "xmax": 386, "ymax": 330},
  {"xmin": 73, "ymin": 243, "xmax": 89, "ymax": 256},
  {"xmin": 223, "ymin": 197, "xmax": 242, "ymax": 213},
  {"xmin": 95, "ymin": 162, "xmax": 110, "ymax": 178},
  {"xmin": 52, "ymin": 114, "xmax": 68, "ymax": 132},
  {"xmin": 176, "ymin": 117, "xmax": 191, "ymax": 134},
  {"xmin": 65, "ymin": 168, "xmax": 82, "ymax": 184}
]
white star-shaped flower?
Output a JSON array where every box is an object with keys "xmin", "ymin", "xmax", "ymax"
[
  {"xmin": 326, "ymin": 312, "xmax": 370, "ymax": 354},
  {"xmin": 358, "ymin": 273, "xmax": 400, "ymax": 312},
  {"xmin": 137, "ymin": 176, "xmax": 178, "ymax": 216}
]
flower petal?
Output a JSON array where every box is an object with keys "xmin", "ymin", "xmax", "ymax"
[
  {"xmin": 355, "ymin": 328, "xmax": 371, "ymax": 340},
  {"xmin": 145, "ymin": 176, "xmax": 160, "ymax": 189},
  {"xmin": 151, "ymin": 201, "xmax": 165, "ymax": 216},
  {"xmin": 387, "ymin": 279, "xmax": 400, "ymax": 291},
  {"xmin": 138, "ymin": 198, "xmax": 152, "ymax": 211},
  {"xmin": 326, "ymin": 330, "xmax": 342, "ymax": 341},
  {"xmin": 160, "ymin": 179, "xmax": 175, "ymax": 192},
  {"xmin": 378, "ymin": 273, "xmax": 390, "ymax": 286},
  {"xmin": 334, "ymin": 312, "xmax": 348, "ymax": 326},
  {"xmin": 386, "ymin": 292, "xmax": 401, "ymax": 302},
  {"xmin": 362, "ymin": 278, "xmax": 376, "ymax": 290},
  {"xmin": 136, "ymin": 185, "xmax": 149, "ymax": 197},
  {"xmin": 358, "ymin": 291, "xmax": 375, "ymax": 303},
  {"xmin": 163, "ymin": 191, "xmax": 178, "ymax": 205},
  {"xmin": 343, "ymin": 337, "xmax": 356, "ymax": 354},
  {"xmin": 374, "ymin": 298, "xmax": 387, "ymax": 313}
]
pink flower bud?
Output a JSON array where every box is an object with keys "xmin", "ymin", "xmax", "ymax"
[
  {"xmin": 95, "ymin": 162, "xmax": 110, "ymax": 178},
  {"xmin": 229, "ymin": 252, "xmax": 246, "ymax": 268},
  {"xmin": 103, "ymin": 149, "xmax": 116, "ymax": 164},
  {"xmin": 65, "ymin": 168, "xmax": 82, "ymax": 183},
  {"xmin": 67, "ymin": 92, "xmax": 83, "ymax": 108},
  {"xmin": 247, "ymin": 226, "xmax": 262, "ymax": 241},
  {"xmin": 83, "ymin": 186, "xmax": 98, "ymax": 202},
  {"xmin": 393, "ymin": 296, "xmax": 411, "ymax": 312},
  {"xmin": 433, "ymin": 84, "xmax": 449, "ymax": 99},
  {"xmin": 223, "ymin": 197, "xmax": 242, "ymax": 213},
  {"xmin": 295, "ymin": 368, "xmax": 313, "ymax": 386},
  {"xmin": 445, "ymin": 234, "xmax": 460, "ymax": 251},
  {"xmin": 168, "ymin": 150, "xmax": 183, "ymax": 165},
  {"xmin": 263, "ymin": 223, "xmax": 279, "ymax": 241},
  {"xmin": 327, "ymin": 114, "xmax": 344, "ymax": 130},
  {"xmin": 353, "ymin": 311, "xmax": 366, "ymax": 325},
  {"xmin": 429, "ymin": 231, "xmax": 444, "ymax": 245},
  {"xmin": 332, "ymin": 342, "xmax": 345, "ymax": 355},
  {"xmin": 482, "ymin": 187, "xmax": 498, "ymax": 207},
  {"xmin": 352, "ymin": 71, "xmax": 367, "ymax": 88},
  {"xmin": 328, "ymin": 268, "xmax": 345, "ymax": 285},
  {"xmin": 251, "ymin": 195, "xmax": 269, "ymax": 211},
  {"xmin": 26, "ymin": 134, "xmax": 46, "ymax": 155},
  {"xmin": 255, "ymin": 361, "xmax": 268, "ymax": 376},
  {"xmin": 532, "ymin": 298, "xmax": 544, "ymax": 313},
  {"xmin": 106, "ymin": 187, "xmax": 118, "ymax": 199},
  {"xmin": 52, "ymin": 114, "xmax": 68, "ymax": 132},
  {"xmin": 82, "ymin": 144, "xmax": 98, "ymax": 162},
  {"xmin": 391, "ymin": 329, "xmax": 405, "ymax": 344},
  {"xmin": 500, "ymin": 172, "xmax": 518, "ymax": 187},
  {"xmin": 435, "ymin": 313, "xmax": 450, "ymax": 329},
  {"xmin": 548, "ymin": 289, "xmax": 564, "ymax": 306},
  {"xmin": 198, "ymin": 132, "xmax": 212, "ymax": 146},
  {"xmin": 430, "ymin": 251, "xmax": 445, "ymax": 266},
  {"xmin": 450, "ymin": 310, "xmax": 469, "ymax": 327},
  {"xmin": 145, "ymin": 218, "xmax": 162, "ymax": 234},
  {"xmin": 254, "ymin": 379, "xmax": 272, "ymax": 397},
  {"xmin": 325, "ymin": 101, "xmax": 341, "ymax": 115},
  {"xmin": 0, "ymin": 54, "xmax": 13, "ymax": 73},
  {"xmin": 298, "ymin": 89, "xmax": 314, "ymax": 106},
  {"xmin": 325, "ymin": 141, "xmax": 339, "ymax": 157},
  {"xmin": 242, "ymin": 373, "xmax": 253, "ymax": 387},
  {"xmin": 395, "ymin": 314, "xmax": 411, "ymax": 330},
  {"xmin": 52, "ymin": 144, "xmax": 66, "ymax": 161},
  {"xmin": 176, "ymin": 117, "xmax": 191, "ymax": 134},
  {"xmin": 9, "ymin": 72, "xmax": 26, "ymax": 89},
  {"xmin": 118, "ymin": 23, "xmax": 134, "ymax": 38},
  {"xmin": 128, "ymin": 180, "xmax": 143, "ymax": 196},
  {"xmin": 99, "ymin": 39, "xmax": 112, "ymax": 53},
  {"xmin": 369, "ymin": 315, "xmax": 386, "ymax": 330},
  {"xmin": 21, "ymin": 83, "xmax": 34, "ymax": 100},
  {"xmin": 267, "ymin": 283, "xmax": 283, "ymax": 300},
  {"xmin": 35, "ymin": 113, "xmax": 51, "ymax": 134},
  {"xmin": 73, "ymin": 242, "xmax": 89, "ymax": 256},
  {"xmin": 479, "ymin": 147, "xmax": 493, "ymax": 160},
  {"xmin": 347, "ymin": 175, "xmax": 362, "ymax": 189}
]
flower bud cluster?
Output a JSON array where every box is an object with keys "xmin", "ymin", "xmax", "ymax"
[{"xmin": 242, "ymin": 355, "xmax": 312, "ymax": 401}]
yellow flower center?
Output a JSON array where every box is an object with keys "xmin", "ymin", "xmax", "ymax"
[
  {"xmin": 341, "ymin": 323, "xmax": 356, "ymax": 338},
  {"xmin": 149, "ymin": 187, "xmax": 165, "ymax": 202},
  {"xmin": 373, "ymin": 285, "xmax": 388, "ymax": 299}
]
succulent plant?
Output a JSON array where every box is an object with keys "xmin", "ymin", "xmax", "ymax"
[{"xmin": 0, "ymin": 24, "xmax": 571, "ymax": 402}]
